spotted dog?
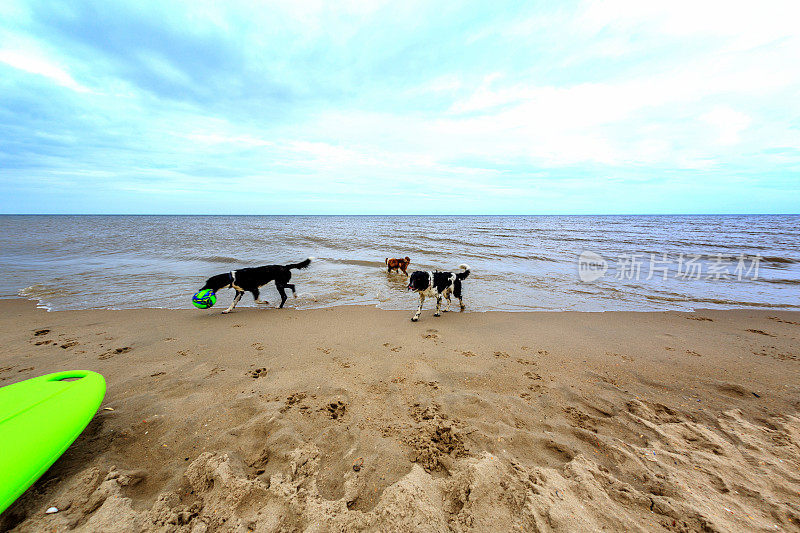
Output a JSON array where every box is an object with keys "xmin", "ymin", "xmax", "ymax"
[
  {"xmin": 199, "ymin": 258, "xmax": 312, "ymax": 313},
  {"xmin": 407, "ymin": 264, "xmax": 470, "ymax": 322}
]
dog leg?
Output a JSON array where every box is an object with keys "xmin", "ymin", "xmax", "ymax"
[
  {"xmin": 444, "ymin": 293, "xmax": 452, "ymax": 312},
  {"xmin": 434, "ymin": 296, "xmax": 442, "ymax": 317},
  {"xmin": 276, "ymin": 284, "xmax": 288, "ymax": 308},
  {"xmin": 454, "ymin": 280, "xmax": 465, "ymax": 311},
  {"xmin": 412, "ymin": 294, "xmax": 424, "ymax": 322},
  {"xmin": 252, "ymin": 288, "xmax": 268, "ymax": 305},
  {"xmin": 285, "ymin": 283, "xmax": 297, "ymax": 298},
  {"xmin": 223, "ymin": 291, "xmax": 244, "ymax": 314}
]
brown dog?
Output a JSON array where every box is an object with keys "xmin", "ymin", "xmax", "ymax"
[{"xmin": 386, "ymin": 256, "xmax": 411, "ymax": 275}]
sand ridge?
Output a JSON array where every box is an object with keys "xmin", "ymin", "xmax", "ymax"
[{"xmin": 0, "ymin": 300, "xmax": 799, "ymax": 532}]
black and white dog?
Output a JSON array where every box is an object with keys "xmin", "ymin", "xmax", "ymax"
[
  {"xmin": 199, "ymin": 258, "xmax": 312, "ymax": 313},
  {"xmin": 407, "ymin": 264, "xmax": 470, "ymax": 321}
]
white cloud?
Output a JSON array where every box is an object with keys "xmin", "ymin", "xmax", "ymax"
[
  {"xmin": 0, "ymin": 48, "xmax": 91, "ymax": 93},
  {"xmin": 701, "ymin": 106, "xmax": 751, "ymax": 145}
]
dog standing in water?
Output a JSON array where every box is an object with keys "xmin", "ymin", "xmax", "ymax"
[
  {"xmin": 199, "ymin": 258, "xmax": 312, "ymax": 313},
  {"xmin": 385, "ymin": 256, "xmax": 411, "ymax": 275},
  {"xmin": 406, "ymin": 264, "xmax": 470, "ymax": 321}
]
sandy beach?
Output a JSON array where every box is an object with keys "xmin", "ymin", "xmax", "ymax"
[{"xmin": 1, "ymin": 299, "xmax": 799, "ymax": 532}]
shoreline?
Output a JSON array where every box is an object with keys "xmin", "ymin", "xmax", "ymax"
[
  {"xmin": 1, "ymin": 299, "xmax": 799, "ymax": 531},
  {"xmin": 5, "ymin": 296, "xmax": 800, "ymax": 315}
]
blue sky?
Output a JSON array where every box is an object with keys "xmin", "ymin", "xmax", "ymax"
[{"xmin": 1, "ymin": 0, "xmax": 799, "ymax": 214}]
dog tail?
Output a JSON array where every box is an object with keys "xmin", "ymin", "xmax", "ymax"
[
  {"xmin": 456, "ymin": 263, "xmax": 470, "ymax": 280},
  {"xmin": 287, "ymin": 257, "xmax": 313, "ymax": 270}
]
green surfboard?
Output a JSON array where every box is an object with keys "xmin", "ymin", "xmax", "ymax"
[{"xmin": 0, "ymin": 370, "xmax": 106, "ymax": 515}]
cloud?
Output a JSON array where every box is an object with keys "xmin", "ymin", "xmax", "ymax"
[
  {"xmin": 0, "ymin": 48, "xmax": 91, "ymax": 93},
  {"xmin": 0, "ymin": 0, "xmax": 798, "ymax": 214},
  {"xmin": 701, "ymin": 107, "xmax": 751, "ymax": 146}
]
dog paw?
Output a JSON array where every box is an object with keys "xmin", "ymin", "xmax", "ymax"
[
  {"xmin": 411, "ymin": 317, "xmax": 419, "ymax": 322},
  {"xmin": 222, "ymin": 310, "xmax": 231, "ymax": 314},
  {"xmin": 434, "ymin": 313, "xmax": 441, "ymax": 317}
]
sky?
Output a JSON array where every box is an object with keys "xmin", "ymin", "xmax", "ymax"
[{"xmin": 1, "ymin": 0, "xmax": 799, "ymax": 214}]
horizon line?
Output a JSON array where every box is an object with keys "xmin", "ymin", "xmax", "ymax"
[{"xmin": 0, "ymin": 213, "xmax": 799, "ymax": 217}]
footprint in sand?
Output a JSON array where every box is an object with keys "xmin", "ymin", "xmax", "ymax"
[
  {"xmin": 325, "ymin": 400, "xmax": 346, "ymax": 420},
  {"xmin": 248, "ymin": 367, "xmax": 268, "ymax": 378},
  {"xmin": 422, "ymin": 329, "xmax": 439, "ymax": 340},
  {"xmin": 606, "ymin": 351, "xmax": 632, "ymax": 362},
  {"xmin": 461, "ymin": 351, "xmax": 477, "ymax": 357},
  {"xmin": 493, "ymin": 351, "xmax": 510, "ymax": 358},
  {"xmin": 685, "ymin": 316, "xmax": 713, "ymax": 322},
  {"xmin": 60, "ymin": 341, "xmax": 78, "ymax": 349},
  {"xmin": 317, "ymin": 347, "xmax": 331, "ymax": 354},
  {"xmin": 686, "ymin": 350, "xmax": 702, "ymax": 357},
  {"xmin": 516, "ymin": 358, "xmax": 536, "ymax": 365},
  {"xmin": 524, "ymin": 371, "xmax": 542, "ymax": 380},
  {"xmin": 150, "ymin": 371, "xmax": 166, "ymax": 378},
  {"xmin": 746, "ymin": 329, "xmax": 776, "ymax": 337},
  {"xmin": 253, "ymin": 342, "xmax": 265, "ymax": 351},
  {"xmin": 753, "ymin": 349, "xmax": 798, "ymax": 362},
  {"xmin": 207, "ymin": 366, "xmax": 225, "ymax": 377},
  {"xmin": 280, "ymin": 392, "xmax": 308, "ymax": 412},
  {"xmin": 33, "ymin": 329, "xmax": 50, "ymax": 336},
  {"xmin": 99, "ymin": 346, "xmax": 131, "ymax": 360},
  {"xmin": 768, "ymin": 316, "xmax": 800, "ymax": 325}
]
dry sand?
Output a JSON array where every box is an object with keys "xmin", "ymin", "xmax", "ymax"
[{"xmin": 0, "ymin": 299, "xmax": 799, "ymax": 532}]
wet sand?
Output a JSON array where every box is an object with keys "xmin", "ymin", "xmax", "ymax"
[{"xmin": 1, "ymin": 299, "xmax": 799, "ymax": 532}]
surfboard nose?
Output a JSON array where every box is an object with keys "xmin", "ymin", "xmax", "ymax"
[{"xmin": 0, "ymin": 370, "xmax": 106, "ymax": 514}]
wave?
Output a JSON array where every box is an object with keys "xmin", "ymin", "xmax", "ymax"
[
  {"xmin": 19, "ymin": 284, "xmax": 71, "ymax": 298},
  {"xmin": 197, "ymin": 256, "xmax": 241, "ymax": 263},
  {"xmin": 320, "ymin": 258, "xmax": 385, "ymax": 268},
  {"xmin": 644, "ymin": 293, "xmax": 798, "ymax": 308},
  {"xmin": 761, "ymin": 256, "xmax": 799, "ymax": 265}
]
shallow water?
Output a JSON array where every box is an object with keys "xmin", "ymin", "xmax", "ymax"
[{"xmin": 0, "ymin": 215, "xmax": 798, "ymax": 312}]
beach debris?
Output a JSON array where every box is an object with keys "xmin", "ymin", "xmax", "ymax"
[
  {"xmin": 45, "ymin": 507, "xmax": 59, "ymax": 514},
  {"xmin": 103, "ymin": 407, "xmax": 114, "ymax": 411},
  {"xmin": 352, "ymin": 457, "xmax": 364, "ymax": 472}
]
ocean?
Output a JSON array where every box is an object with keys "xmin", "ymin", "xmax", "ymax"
[{"xmin": 0, "ymin": 215, "xmax": 797, "ymax": 312}]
